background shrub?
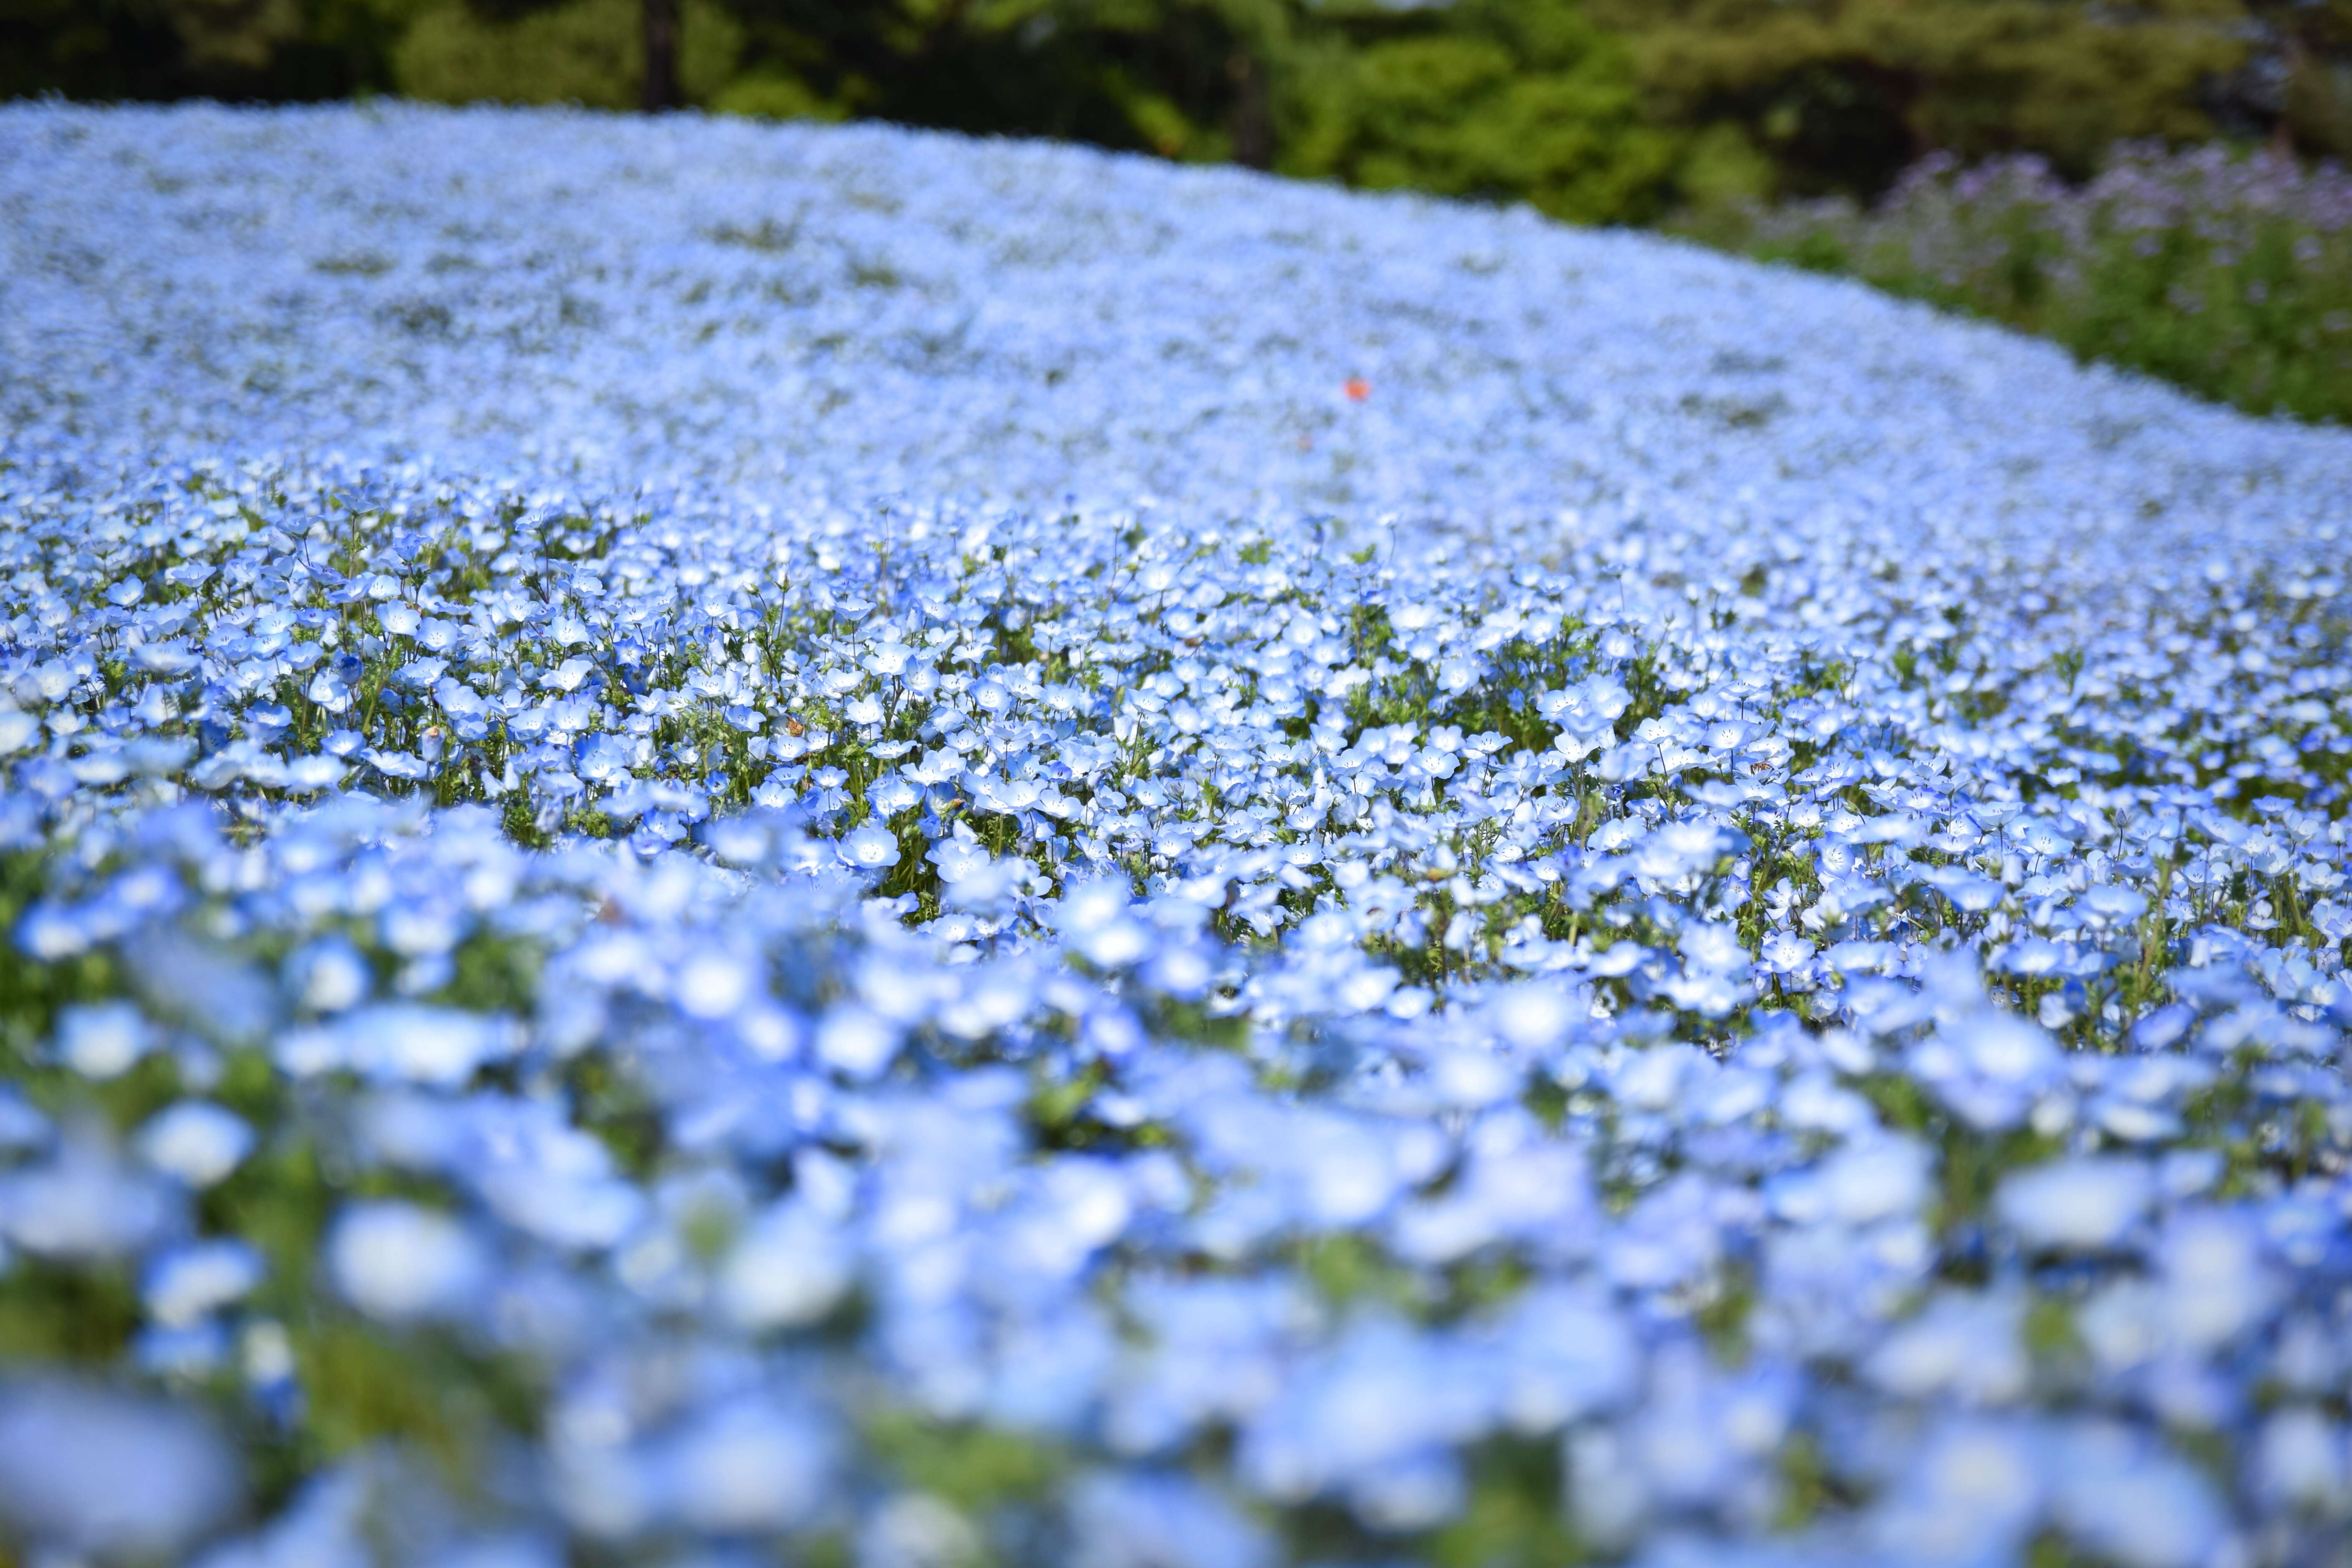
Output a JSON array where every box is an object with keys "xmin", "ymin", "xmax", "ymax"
[
  {"xmin": 14, "ymin": 0, "xmax": 2351, "ymax": 211},
  {"xmin": 392, "ymin": 0, "xmax": 739, "ymax": 109},
  {"xmin": 1684, "ymin": 141, "xmax": 2352, "ymax": 423}
]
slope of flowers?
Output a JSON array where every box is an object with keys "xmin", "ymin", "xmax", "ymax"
[{"xmin": 0, "ymin": 101, "xmax": 2350, "ymax": 1568}]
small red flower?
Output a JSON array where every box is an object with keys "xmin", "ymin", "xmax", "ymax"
[{"xmin": 1343, "ymin": 376, "xmax": 1371, "ymax": 402}]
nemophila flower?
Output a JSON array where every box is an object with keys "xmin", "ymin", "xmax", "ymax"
[
  {"xmin": 1485, "ymin": 980, "xmax": 1580, "ymax": 1051},
  {"xmin": 0, "ymin": 1380, "xmax": 241, "ymax": 1562},
  {"xmin": 718, "ymin": 1200, "xmax": 854, "ymax": 1330},
  {"xmin": 134, "ymin": 1100, "xmax": 255, "ymax": 1188},
  {"xmin": 327, "ymin": 1201, "xmax": 490, "ymax": 1322},
  {"xmin": 143, "ymin": 1239, "xmax": 267, "ymax": 1328},
  {"xmin": 1909, "ymin": 1006, "xmax": 2066, "ymax": 1131},
  {"xmin": 1862, "ymin": 1417, "xmax": 2046, "ymax": 1564},
  {"xmin": 284, "ymin": 935, "xmax": 372, "ymax": 1012},
  {"xmin": 651, "ymin": 1397, "xmax": 840, "ymax": 1537},
  {"xmin": 2250, "ymin": 1406, "xmax": 2350, "ymax": 1516},
  {"xmin": 54, "ymin": 998, "xmax": 155, "ymax": 1079},
  {"xmin": 814, "ymin": 1003, "xmax": 899, "ymax": 1080},
  {"xmin": 838, "ymin": 822, "xmax": 901, "ymax": 871},
  {"xmin": 281, "ymin": 1002, "xmax": 520, "ymax": 1087},
  {"xmin": 1767, "ymin": 1134, "xmax": 1932, "ymax": 1229},
  {"xmin": 2048, "ymin": 1423, "xmax": 2230, "ymax": 1568},
  {"xmin": 1863, "ymin": 1289, "xmax": 2031, "ymax": 1405},
  {"xmin": 858, "ymin": 1497, "xmax": 988, "ymax": 1568},
  {"xmin": 1995, "ymin": 1156, "xmax": 2155, "ymax": 1252},
  {"xmin": 0, "ymin": 1131, "xmax": 180, "ymax": 1261},
  {"xmin": 466, "ymin": 1113, "xmax": 647, "ymax": 1254},
  {"xmin": 1069, "ymin": 1470, "xmax": 1275, "ymax": 1568},
  {"xmin": 0, "ymin": 1089, "xmax": 50, "ymax": 1155}
]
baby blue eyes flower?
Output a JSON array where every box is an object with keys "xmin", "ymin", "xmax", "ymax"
[
  {"xmin": 658, "ymin": 1400, "xmax": 837, "ymax": 1535},
  {"xmin": 0, "ymin": 1381, "xmax": 241, "ymax": 1562},
  {"xmin": 1770, "ymin": 1135, "xmax": 1932, "ymax": 1228},
  {"xmin": 1485, "ymin": 982, "xmax": 1579, "ymax": 1051},
  {"xmin": 814, "ymin": 1004, "xmax": 899, "ymax": 1080},
  {"xmin": 132, "ymin": 641, "xmax": 200, "ymax": 676},
  {"xmin": 2080, "ymin": 884, "xmax": 2149, "ymax": 927},
  {"xmin": 838, "ymin": 823, "xmax": 901, "ymax": 870},
  {"xmin": 286, "ymin": 936, "xmax": 372, "ymax": 1012},
  {"xmin": 289, "ymin": 1003, "xmax": 516, "ymax": 1087},
  {"xmin": 327, "ymin": 1201, "xmax": 489, "ymax": 1322},
  {"xmin": 0, "ymin": 1137, "xmax": 177, "ymax": 1261},
  {"xmin": 0, "ymin": 1092, "xmax": 49, "ymax": 1156},
  {"xmin": 868, "ymin": 775, "xmax": 921, "ymax": 816},
  {"xmin": 2252, "ymin": 1408, "xmax": 2349, "ymax": 1514},
  {"xmin": 1863, "ymin": 1292, "xmax": 2030, "ymax": 1404},
  {"xmin": 135, "ymin": 1102, "xmax": 256, "ymax": 1188},
  {"xmin": 1054, "ymin": 877, "xmax": 1154, "ymax": 967},
  {"xmin": 718, "ymin": 1203, "xmax": 854, "ymax": 1330},
  {"xmin": 577, "ymin": 736, "xmax": 634, "ymax": 783},
  {"xmin": 54, "ymin": 1000, "xmax": 155, "ymax": 1080},
  {"xmin": 1068, "ymin": 1471, "xmax": 1275, "ymax": 1568},
  {"xmin": 1995, "ymin": 1157, "xmax": 2155, "ymax": 1252},
  {"xmin": 2049, "ymin": 1426, "xmax": 2229, "ymax": 1568},
  {"xmin": 1866, "ymin": 1419, "xmax": 2045, "ymax": 1560},
  {"xmin": 673, "ymin": 950, "xmax": 756, "ymax": 1018},
  {"xmin": 144, "ymin": 1239, "xmax": 267, "ymax": 1327}
]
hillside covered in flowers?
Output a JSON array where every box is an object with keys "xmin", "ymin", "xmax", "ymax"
[{"xmin": 2, "ymin": 102, "xmax": 2351, "ymax": 1568}]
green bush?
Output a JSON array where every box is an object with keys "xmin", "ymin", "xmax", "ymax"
[
  {"xmin": 1685, "ymin": 142, "xmax": 2352, "ymax": 424},
  {"xmin": 393, "ymin": 0, "xmax": 739, "ymax": 108},
  {"xmin": 1277, "ymin": 0, "xmax": 1677, "ymax": 225},
  {"xmin": 1604, "ymin": 0, "xmax": 2255, "ymax": 200},
  {"xmin": 14, "ymin": 0, "xmax": 2352, "ymax": 237}
]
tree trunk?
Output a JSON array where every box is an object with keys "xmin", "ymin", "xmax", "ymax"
[
  {"xmin": 641, "ymin": 0, "xmax": 678, "ymax": 112},
  {"xmin": 1228, "ymin": 47, "xmax": 1271, "ymax": 170}
]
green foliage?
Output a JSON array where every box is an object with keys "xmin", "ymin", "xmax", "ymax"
[
  {"xmin": 0, "ymin": 1259, "xmax": 143, "ymax": 1365},
  {"xmin": 0, "ymin": 0, "xmax": 430, "ymax": 101},
  {"xmin": 1605, "ymin": 0, "xmax": 2252, "ymax": 201},
  {"xmin": 1277, "ymin": 0, "xmax": 1677, "ymax": 223},
  {"xmin": 711, "ymin": 65, "xmax": 847, "ymax": 120},
  {"xmin": 699, "ymin": 0, "xmax": 1274, "ymax": 153},
  {"xmin": 863, "ymin": 1407, "xmax": 1067, "ymax": 1512},
  {"xmin": 13, "ymin": 0, "xmax": 2352, "ymax": 239},
  {"xmin": 1425, "ymin": 1436, "xmax": 1583, "ymax": 1568},
  {"xmin": 393, "ymin": 0, "xmax": 739, "ymax": 107},
  {"xmin": 290, "ymin": 1318, "xmax": 543, "ymax": 1481},
  {"xmin": 0, "ymin": 849, "xmax": 121, "ymax": 1080},
  {"xmin": 1689, "ymin": 144, "xmax": 2352, "ymax": 425}
]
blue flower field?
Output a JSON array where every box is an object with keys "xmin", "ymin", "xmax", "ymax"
[{"xmin": 1, "ymin": 102, "xmax": 2350, "ymax": 1568}]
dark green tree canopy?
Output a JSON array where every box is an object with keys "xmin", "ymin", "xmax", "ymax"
[{"xmin": 9, "ymin": 0, "xmax": 2351, "ymax": 219}]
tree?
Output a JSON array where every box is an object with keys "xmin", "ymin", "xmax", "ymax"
[
  {"xmin": 10, "ymin": 0, "xmax": 2352, "ymax": 230},
  {"xmin": 2236, "ymin": 0, "xmax": 2352, "ymax": 157},
  {"xmin": 641, "ymin": 0, "xmax": 674, "ymax": 108},
  {"xmin": 0, "ymin": 0, "xmax": 420, "ymax": 101},
  {"xmin": 1276, "ymin": 0, "xmax": 1676, "ymax": 223},
  {"xmin": 1594, "ymin": 0, "xmax": 2253, "ymax": 201},
  {"xmin": 458, "ymin": 0, "xmax": 675, "ymax": 108}
]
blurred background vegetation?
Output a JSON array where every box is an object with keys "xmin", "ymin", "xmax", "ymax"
[{"xmin": 7, "ymin": 0, "xmax": 2351, "ymax": 420}]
